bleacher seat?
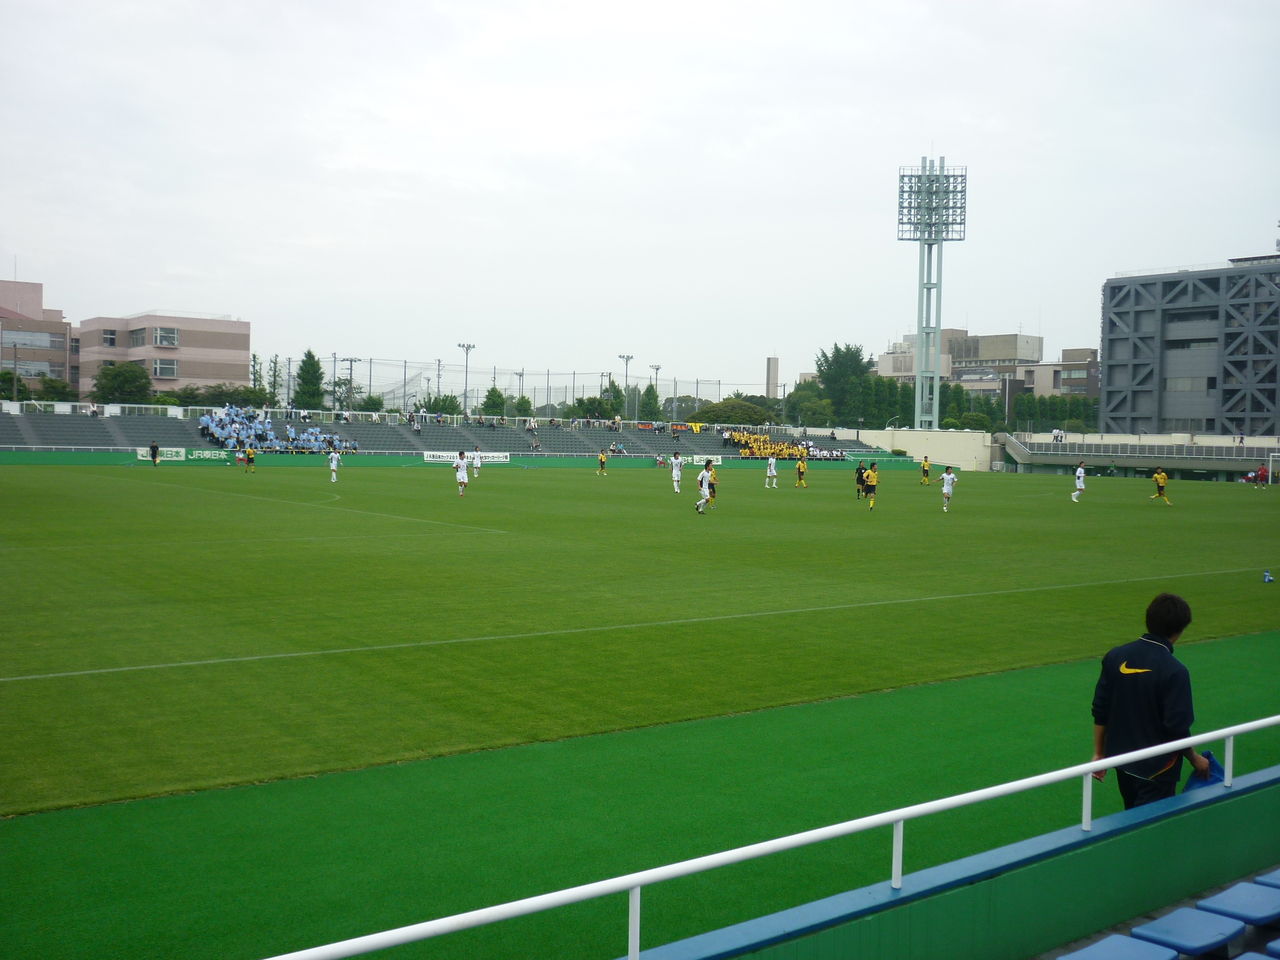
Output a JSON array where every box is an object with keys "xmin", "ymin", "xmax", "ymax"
[
  {"xmin": 1267, "ymin": 935, "xmax": 1280, "ymax": 957},
  {"xmin": 1058, "ymin": 933, "xmax": 1177, "ymax": 960},
  {"xmin": 1129, "ymin": 907, "xmax": 1244, "ymax": 955},
  {"xmin": 1197, "ymin": 882, "xmax": 1280, "ymax": 925},
  {"xmin": 1255, "ymin": 868, "xmax": 1280, "ymax": 890}
]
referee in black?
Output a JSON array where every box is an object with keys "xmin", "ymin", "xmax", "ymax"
[{"xmin": 1091, "ymin": 593, "xmax": 1210, "ymax": 809}]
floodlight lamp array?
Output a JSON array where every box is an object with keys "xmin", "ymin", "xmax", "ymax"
[{"xmin": 897, "ymin": 166, "xmax": 967, "ymax": 242}]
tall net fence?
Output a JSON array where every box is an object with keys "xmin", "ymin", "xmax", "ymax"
[{"xmin": 285, "ymin": 356, "xmax": 771, "ymax": 418}]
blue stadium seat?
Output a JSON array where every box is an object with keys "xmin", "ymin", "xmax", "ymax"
[
  {"xmin": 1197, "ymin": 882, "xmax": 1280, "ymax": 925},
  {"xmin": 1256, "ymin": 868, "xmax": 1280, "ymax": 890},
  {"xmin": 1268, "ymin": 934, "xmax": 1280, "ymax": 957},
  {"xmin": 1129, "ymin": 907, "xmax": 1244, "ymax": 955},
  {"xmin": 1058, "ymin": 934, "xmax": 1177, "ymax": 959}
]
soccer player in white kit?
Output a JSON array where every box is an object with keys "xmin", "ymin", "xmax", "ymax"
[
  {"xmin": 470, "ymin": 445, "xmax": 482, "ymax": 480},
  {"xmin": 453, "ymin": 451, "xmax": 469, "ymax": 497},
  {"xmin": 940, "ymin": 466, "xmax": 957, "ymax": 511},
  {"xmin": 694, "ymin": 459, "xmax": 713, "ymax": 514},
  {"xmin": 327, "ymin": 450, "xmax": 341, "ymax": 483},
  {"xmin": 1072, "ymin": 461, "xmax": 1086, "ymax": 502},
  {"xmin": 670, "ymin": 452, "xmax": 683, "ymax": 493},
  {"xmin": 765, "ymin": 455, "xmax": 778, "ymax": 488}
]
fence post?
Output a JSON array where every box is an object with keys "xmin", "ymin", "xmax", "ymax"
[
  {"xmin": 891, "ymin": 820, "xmax": 904, "ymax": 889},
  {"xmin": 1225, "ymin": 736, "xmax": 1235, "ymax": 787},
  {"xmin": 628, "ymin": 886, "xmax": 642, "ymax": 960},
  {"xmin": 1081, "ymin": 773, "xmax": 1093, "ymax": 831}
]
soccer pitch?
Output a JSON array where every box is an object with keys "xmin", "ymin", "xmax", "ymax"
[
  {"xmin": 2, "ymin": 460, "xmax": 1277, "ymax": 815},
  {"xmin": 1, "ymin": 461, "xmax": 1278, "ymax": 959}
]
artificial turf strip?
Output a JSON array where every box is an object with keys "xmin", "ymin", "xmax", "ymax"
[
  {"xmin": 2, "ymin": 465, "xmax": 1278, "ymax": 815},
  {"xmin": 3, "ymin": 632, "xmax": 1278, "ymax": 960}
]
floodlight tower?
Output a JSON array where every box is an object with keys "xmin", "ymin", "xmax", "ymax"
[{"xmin": 898, "ymin": 156, "xmax": 966, "ymax": 429}]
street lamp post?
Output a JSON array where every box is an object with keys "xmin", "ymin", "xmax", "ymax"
[
  {"xmin": 457, "ymin": 343, "xmax": 475, "ymax": 415},
  {"xmin": 649, "ymin": 364, "xmax": 661, "ymax": 420},
  {"xmin": 617, "ymin": 354, "xmax": 633, "ymax": 420}
]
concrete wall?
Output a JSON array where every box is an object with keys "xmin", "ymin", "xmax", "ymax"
[{"xmin": 857, "ymin": 428, "xmax": 995, "ymax": 472}]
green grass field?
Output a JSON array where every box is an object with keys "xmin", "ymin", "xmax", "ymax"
[{"xmin": 1, "ymin": 460, "xmax": 1278, "ymax": 959}]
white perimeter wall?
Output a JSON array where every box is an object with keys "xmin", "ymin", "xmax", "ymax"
[{"xmin": 841, "ymin": 428, "xmax": 996, "ymax": 472}]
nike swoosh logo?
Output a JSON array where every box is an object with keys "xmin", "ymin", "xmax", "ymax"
[{"xmin": 1119, "ymin": 662, "xmax": 1152, "ymax": 675}]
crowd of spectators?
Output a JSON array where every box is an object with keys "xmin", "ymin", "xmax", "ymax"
[
  {"xmin": 725, "ymin": 429, "xmax": 846, "ymax": 460},
  {"xmin": 727, "ymin": 429, "xmax": 811, "ymax": 460},
  {"xmin": 199, "ymin": 405, "xmax": 357, "ymax": 454}
]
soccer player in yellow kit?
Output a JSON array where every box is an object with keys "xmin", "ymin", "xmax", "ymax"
[
  {"xmin": 1149, "ymin": 468, "xmax": 1171, "ymax": 505},
  {"xmin": 597, "ymin": 450, "xmax": 608, "ymax": 476},
  {"xmin": 864, "ymin": 462, "xmax": 879, "ymax": 511},
  {"xmin": 920, "ymin": 456, "xmax": 931, "ymax": 485},
  {"xmin": 708, "ymin": 464, "xmax": 719, "ymax": 509},
  {"xmin": 795, "ymin": 458, "xmax": 808, "ymax": 488}
]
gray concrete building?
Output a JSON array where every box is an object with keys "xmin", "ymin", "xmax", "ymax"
[{"xmin": 1100, "ymin": 255, "xmax": 1279, "ymax": 436}]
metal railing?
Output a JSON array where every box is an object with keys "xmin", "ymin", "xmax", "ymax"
[{"xmin": 260, "ymin": 714, "xmax": 1280, "ymax": 960}]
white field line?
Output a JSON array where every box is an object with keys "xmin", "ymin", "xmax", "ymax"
[{"xmin": 0, "ymin": 566, "xmax": 1255, "ymax": 684}]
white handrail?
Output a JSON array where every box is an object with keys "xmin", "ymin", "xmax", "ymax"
[{"xmin": 260, "ymin": 714, "xmax": 1280, "ymax": 960}]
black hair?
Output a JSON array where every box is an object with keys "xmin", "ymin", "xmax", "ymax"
[{"xmin": 1145, "ymin": 593, "xmax": 1192, "ymax": 639}]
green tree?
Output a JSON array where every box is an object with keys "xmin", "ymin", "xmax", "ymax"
[
  {"xmin": 35, "ymin": 375, "xmax": 77, "ymax": 401},
  {"xmin": 959, "ymin": 411, "xmax": 992, "ymax": 432},
  {"xmin": 784, "ymin": 380, "xmax": 823, "ymax": 424},
  {"xmin": 200, "ymin": 383, "xmax": 273, "ymax": 408},
  {"xmin": 250, "ymin": 353, "xmax": 263, "ymax": 390},
  {"xmin": 91, "ymin": 362, "xmax": 153, "ymax": 403},
  {"xmin": 638, "ymin": 384, "xmax": 662, "ymax": 420},
  {"xmin": 692, "ymin": 398, "xmax": 772, "ymax": 425},
  {"xmin": 329, "ymin": 377, "xmax": 362, "ymax": 410},
  {"xmin": 898, "ymin": 380, "xmax": 914, "ymax": 426},
  {"xmin": 292, "ymin": 350, "xmax": 326, "ymax": 410},
  {"xmin": 356, "ymin": 394, "xmax": 384, "ymax": 412},
  {"xmin": 427, "ymin": 394, "xmax": 462, "ymax": 415},
  {"xmin": 480, "ymin": 386, "xmax": 506, "ymax": 416},
  {"xmin": 159, "ymin": 385, "xmax": 204, "ymax": 406},
  {"xmin": 266, "ymin": 355, "xmax": 282, "ymax": 406},
  {"xmin": 662, "ymin": 395, "xmax": 699, "ymax": 421},
  {"xmin": 0, "ymin": 370, "xmax": 32, "ymax": 401},
  {"xmin": 513, "ymin": 395, "xmax": 533, "ymax": 417},
  {"xmin": 814, "ymin": 343, "xmax": 871, "ymax": 424}
]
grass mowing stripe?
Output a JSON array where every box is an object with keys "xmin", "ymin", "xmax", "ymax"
[
  {"xmin": 0, "ymin": 565, "xmax": 1257, "ymax": 684},
  {"xmin": 3, "ymin": 633, "xmax": 1277, "ymax": 960},
  {"xmin": 2, "ymin": 466, "xmax": 1275, "ymax": 816},
  {"xmin": 89, "ymin": 469, "xmax": 513, "ymax": 533}
]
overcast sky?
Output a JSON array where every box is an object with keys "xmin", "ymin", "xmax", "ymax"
[{"xmin": 2, "ymin": 0, "xmax": 1278, "ymax": 399}]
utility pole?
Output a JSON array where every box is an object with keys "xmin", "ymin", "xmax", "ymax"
[
  {"xmin": 617, "ymin": 354, "xmax": 633, "ymax": 419},
  {"xmin": 340, "ymin": 357, "xmax": 359, "ymax": 409},
  {"xmin": 457, "ymin": 343, "xmax": 475, "ymax": 414}
]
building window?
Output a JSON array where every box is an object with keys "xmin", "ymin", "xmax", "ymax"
[
  {"xmin": 153, "ymin": 327, "xmax": 179, "ymax": 347},
  {"xmin": 152, "ymin": 358, "xmax": 178, "ymax": 378},
  {"xmin": 1024, "ymin": 370, "xmax": 1035, "ymax": 385},
  {"xmin": 71, "ymin": 338, "xmax": 79, "ymax": 355},
  {"xmin": 1, "ymin": 330, "xmax": 66, "ymax": 350},
  {"xmin": 102, "ymin": 329, "xmax": 116, "ymax": 347},
  {"xmin": 101, "ymin": 360, "xmax": 115, "ymax": 367},
  {"xmin": 130, "ymin": 328, "xmax": 147, "ymax": 347}
]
